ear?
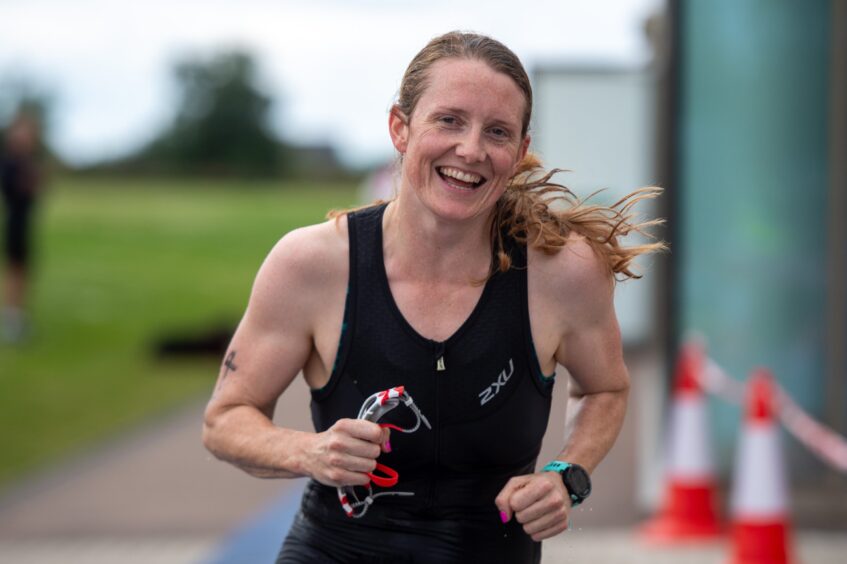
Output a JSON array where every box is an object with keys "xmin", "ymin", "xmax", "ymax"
[{"xmin": 388, "ymin": 106, "xmax": 409, "ymax": 154}]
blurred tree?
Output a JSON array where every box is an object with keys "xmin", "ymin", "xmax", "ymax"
[{"xmin": 141, "ymin": 51, "xmax": 287, "ymax": 177}]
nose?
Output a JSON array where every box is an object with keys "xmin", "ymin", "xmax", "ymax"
[{"xmin": 455, "ymin": 128, "xmax": 486, "ymax": 163}]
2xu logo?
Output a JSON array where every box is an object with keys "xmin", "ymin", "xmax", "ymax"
[{"xmin": 479, "ymin": 358, "xmax": 515, "ymax": 406}]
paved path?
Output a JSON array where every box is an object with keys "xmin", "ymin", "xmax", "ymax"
[
  {"xmin": 0, "ymin": 378, "xmax": 316, "ymax": 563},
  {"xmin": 1, "ymin": 374, "xmax": 845, "ymax": 563}
]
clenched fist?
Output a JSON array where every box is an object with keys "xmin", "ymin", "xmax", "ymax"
[{"xmin": 302, "ymin": 418, "xmax": 391, "ymax": 487}]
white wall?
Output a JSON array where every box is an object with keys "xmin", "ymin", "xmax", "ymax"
[
  {"xmin": 533, "ymin": 65, "xmax": 664, "ymax": 511},
  {"xmin": 532, "ymin": 66, "xmax": 659, "ymax": 346}
]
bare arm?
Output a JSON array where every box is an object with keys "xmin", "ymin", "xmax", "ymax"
[
  {"xmin": 553, "ymin": 247, "xmax": 629, "ymax": 473},
  {"xmin": 496, "ymin": 236, "xmax": 629, "ymax": 540},
  {"xmin": 202, "ymin": 223, "xmax": 388, "ymax": 484}
]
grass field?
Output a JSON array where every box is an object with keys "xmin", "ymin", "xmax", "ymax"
[{"xmin": 0, "ymin": 175, "xmax": 359, "ymax": 488}]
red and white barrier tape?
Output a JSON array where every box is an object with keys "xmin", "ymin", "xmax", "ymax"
[
  {"xmin": 776, "ymin": 388, "xmax": 847, "ymax": 473},
  {"xmin": 701, "ymin": 357, "xmax": 747, "ymax": 405},
  {"xmin": 700, "ymin": 357, "xmax": 847, "ymax": 473}
]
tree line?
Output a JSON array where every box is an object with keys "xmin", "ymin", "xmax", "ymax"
[{"xmin": 2, "ymin": 51, "xmax": 352, "ymax": 180}]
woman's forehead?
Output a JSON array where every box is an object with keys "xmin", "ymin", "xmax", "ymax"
[{"xmin": 416, "ymin": 58, "xmax": 526, "ymax": 123}]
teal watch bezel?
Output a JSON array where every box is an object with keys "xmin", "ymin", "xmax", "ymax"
[{"xmin": 542, "ymin": 461, "xmax": 591, "ymax": 507}]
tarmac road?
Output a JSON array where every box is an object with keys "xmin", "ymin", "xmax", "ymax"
[{"xmin": 0, "ymin": 377, "xmax": 844, "ymax": 563}]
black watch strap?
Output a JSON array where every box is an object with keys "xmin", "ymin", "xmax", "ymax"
[{"xmin": 542, "ymin": 461, "xmax": 592, "ymax": 506}]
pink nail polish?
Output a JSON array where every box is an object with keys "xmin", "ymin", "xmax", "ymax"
[
  {"xmin": 500, "ymin": 511, "xmax": 509, "ymax": 523},
  {"xmin": 385, "ymin": 441, "xmax": 392, "ymax": 452}
]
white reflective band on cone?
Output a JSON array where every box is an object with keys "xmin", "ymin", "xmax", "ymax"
[
  {"xmin": 667, "ymin": 393, "xmax": 714, "ymax": 479},
  {"xmin": 731, "ymin": 424, "xmax": 789, "ymax": 518}
]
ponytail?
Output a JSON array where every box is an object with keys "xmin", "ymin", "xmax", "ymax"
[{"xmin": 490, "ymin": 152, "xmax": 665, "ymax": 280}]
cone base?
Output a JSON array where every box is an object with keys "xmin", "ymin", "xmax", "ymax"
[
  {"xmin": 729, "ymin": 521, "xmax": 792, "ymax": 564},
  {"xmin": 640, "ymin": 515, "xmax": 723, "ymax": 545},
  {"xmin": 639, "ymin": 483, "xmax": 723, "ymax": 544}
]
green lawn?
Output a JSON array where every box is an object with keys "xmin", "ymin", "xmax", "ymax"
[{"xmin": 0, "ymin": 176, "xmax": 358, "ymax": 487}]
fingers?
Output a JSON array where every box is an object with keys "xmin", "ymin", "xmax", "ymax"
[
  {"xmin": 497, "ymin": 473, "xmax": 551, "ymax": 515},
  {"xmin": 326, "ymin": 423, "xmax": 380, "ymax": 461},
  {"xmin": 310, "ymin": 419, "xmax": 392, "ymax": 487},
  {"xmin": 517, "ymin": 498, "xmax": 569, "ymax": 537},
  {"xmin": 335, "ymin": 420, "xmax": 392, "ymax": 452},
  {"xmin": 527, "ymin": 519, "xmax": 569, "ymax": 542},
  {"xmin": 512, "ymin": 477, "xmax": 558, "ymax": 520},
  {"xmin": 322, "ymin": 467, "xmax": 372, "ymax": 487},
  {"xmin": 495, "ymin": 473, "xmax": 570, "ymax": 541},
  {"xmin": 331, "ymin": 419, "xmax": 386, "ymax": 456},
  {"xmin": 326, "ymin": 450, "xmax": 379, "ymax": 474},
  {"xmin": 338, "ymin": 418, "xmax": 385, "ymax": 444},
  {"xmin": 381, "ymin": 426, "xmax": 392, "ymax": 453},
  {"xmin": 494, "ymin": 474, "xmax": 533, "ymax": 521}
]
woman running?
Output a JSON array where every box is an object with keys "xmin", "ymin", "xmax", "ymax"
[{"xmin": 203, "ymin": 30, "xmax": 663, "ymax": 563}]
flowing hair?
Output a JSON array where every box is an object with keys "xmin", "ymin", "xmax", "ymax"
[
  {"xmin": 491, "ymin": 153, "xmax": 665, "ymax": 280},
  {"xmin": 329, "ymin": 31, "xmax": 666, "ymax": 280}
]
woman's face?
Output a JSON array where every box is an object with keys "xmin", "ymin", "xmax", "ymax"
[{"xmin": 389, "ymin": 58, "xmax": 530, "ymax": 222}]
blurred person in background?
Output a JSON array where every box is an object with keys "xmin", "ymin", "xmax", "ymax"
[
  {"xmin": 1, "ymin": 109, "xmax": 42, "ymax": 343},
  {"xmin": 204, "ymin": 31, "xmax": 663, "ymax": 563}
]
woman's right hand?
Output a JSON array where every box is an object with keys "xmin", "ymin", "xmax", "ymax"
[{"xmin": 303, "ymin": 418, "xmax": 391, "ymax": 487}]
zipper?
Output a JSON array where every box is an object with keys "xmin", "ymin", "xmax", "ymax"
[
  {"xmin": 430, "ymin": 339, "xmax": 445, "ymax": 510},
  {"xmin": 433, "ymin": 340, "xmax": 446, "ymax": 371}
]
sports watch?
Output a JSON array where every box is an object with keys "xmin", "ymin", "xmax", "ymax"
[{"xmin": 542, "ymin": 461, "xmax": 592, "ymax": 507}]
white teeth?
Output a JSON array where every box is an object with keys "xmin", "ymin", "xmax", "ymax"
[{"xmin": 439, "ymin": 166, "xmax": 482, "ymax": 184}]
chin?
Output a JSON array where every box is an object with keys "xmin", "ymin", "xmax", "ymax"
[
  {"xmin": 426, "ymin": 195, "xmax": 495, "ymax": 223},
  {"xmin": 402, "ymin": 175, "xmax": 503, "ymax": 223}
]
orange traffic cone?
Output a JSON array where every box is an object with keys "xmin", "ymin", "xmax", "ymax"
[
  {"xmin": 728, "ymin": 369, "xmax": 794, "ymax": 563},
  {"xmin": 641, "ymin": 341, "xmax": 722, "ymax": 543}
]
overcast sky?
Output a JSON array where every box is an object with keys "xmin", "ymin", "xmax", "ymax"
[{"xmin": 0, "ymin": 0, "xmax": 662, "ymax": 168}]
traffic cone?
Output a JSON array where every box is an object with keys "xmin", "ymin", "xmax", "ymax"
[
  {"xmin": 728, "ymin": 369, "xmax": 794, "ymax": 564},
  {"xmin": 640, "ymin": 341, "xmax": 722, "ymax": 543}
]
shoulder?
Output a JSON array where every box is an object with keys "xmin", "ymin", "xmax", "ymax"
[
  {"xmin": 528, "ymin": 232, "xmax": 615, "ymax": 328},
  {"xmin": 264, "ymin": 215, "xmax": 347, "ymax": 280},
  {"xmin": 247, "ymin": 216, "xmax": 349, "ymax": 321}
]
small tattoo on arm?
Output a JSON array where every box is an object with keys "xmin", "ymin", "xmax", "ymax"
[
  {"xmin": 223, "ymin": 350, "xmax": 239, "ymax": 378},
  {"xmin": 214, "ymin": 351, "xmax": 239, "ymax": 397}
]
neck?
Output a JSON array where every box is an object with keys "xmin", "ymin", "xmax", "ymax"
[{"xmin": 383, "ymin": 196, "xmax": 494, "ymax": 283}]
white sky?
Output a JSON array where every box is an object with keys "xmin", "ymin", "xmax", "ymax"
[{"xmin": 0, "ymin": 0, "xmax": 662, "ymax": 168}]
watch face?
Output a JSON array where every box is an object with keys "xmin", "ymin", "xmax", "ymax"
[{"xmin": 564, "ymin": 465, "xmax": 591, "ymax": 497}]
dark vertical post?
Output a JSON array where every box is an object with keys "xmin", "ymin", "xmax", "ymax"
[
  {"xmin": 826, "ymin": 0, "xmax": 847, "ymax": 478},
  {"xmin": 661, "ymin": 0, "xmax": 682, "ymax": 382}
]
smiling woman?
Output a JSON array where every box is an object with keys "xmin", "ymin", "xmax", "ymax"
[
  {"xmin": 387, "ymin": 57, "xmax": 530, "ymax": 225},
  {"xmin": 203, "ymin": 30, "xmax": 664, "ymax": 564}
]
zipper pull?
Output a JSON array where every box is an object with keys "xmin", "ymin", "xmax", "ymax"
[{"xmin": 434, "ymin": 341, "xmax": 446, "ymax": 371}]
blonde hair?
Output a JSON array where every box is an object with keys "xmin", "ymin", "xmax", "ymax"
[{"xmin": 330, "ymin": 31, "xmax": 665, "ymax": 279}]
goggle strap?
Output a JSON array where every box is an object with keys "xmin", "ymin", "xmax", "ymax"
[{"xmin": 347, "ymin": 490, "xmax": 416, "ymax": 519}]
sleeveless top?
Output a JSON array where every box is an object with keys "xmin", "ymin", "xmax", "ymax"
[{"xmin": 307, "ymin": 203, "xmax": 555, "ymax": 521}]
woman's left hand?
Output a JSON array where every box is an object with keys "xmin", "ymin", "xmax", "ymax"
[{"xmin": 495, "ymin": 472, "xmax": 571, "ymax": 541}]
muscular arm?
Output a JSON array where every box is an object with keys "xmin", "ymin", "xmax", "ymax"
[
  {"xmin": 496, "ymin": 236, "xmax": 629, "ymax": 540},
  {"xmin": 202, "ymin": 222, "xmax": 388, "ymax": 484},
  {"xmin": 203, "ymin": 227, "xmax": 323, "ymax": 478},
  {"xmin": 552, "ymin": 242, "xmax": 629, "ymax": 473}
]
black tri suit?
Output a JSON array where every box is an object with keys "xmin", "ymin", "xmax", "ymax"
[
  {"xmin": 0, "ymin": 151, "xmax": 38, "ymax": 267},
  {"xmin": 277, "ymin": 204, "xmax": 556, "ymax": 564}
]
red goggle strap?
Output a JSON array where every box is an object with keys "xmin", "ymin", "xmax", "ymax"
[{"xmin": 367, "ymin": 463, "xmax": 399, "ymax": 488}]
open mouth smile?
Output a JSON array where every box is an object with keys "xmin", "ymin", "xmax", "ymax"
[{"xmin": 436, "ymin": 166, "xmax": 487, "ymax": 190}]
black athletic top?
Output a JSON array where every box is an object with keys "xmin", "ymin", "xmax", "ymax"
[
  {"xmin": 1, "ymin": 153, "xmax": 37, "ymax": 207},
  {"xmin": 283, "ymin": 204, "xmax": 556, "ymax": 564},
  {"xmin": 1, "ymin": 153, "xmax": 38, "ymax": 264}
]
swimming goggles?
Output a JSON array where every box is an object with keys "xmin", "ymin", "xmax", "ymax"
[{"xmin": 337, "ymin": 386, "xmax": 431, "ymax": 518}]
